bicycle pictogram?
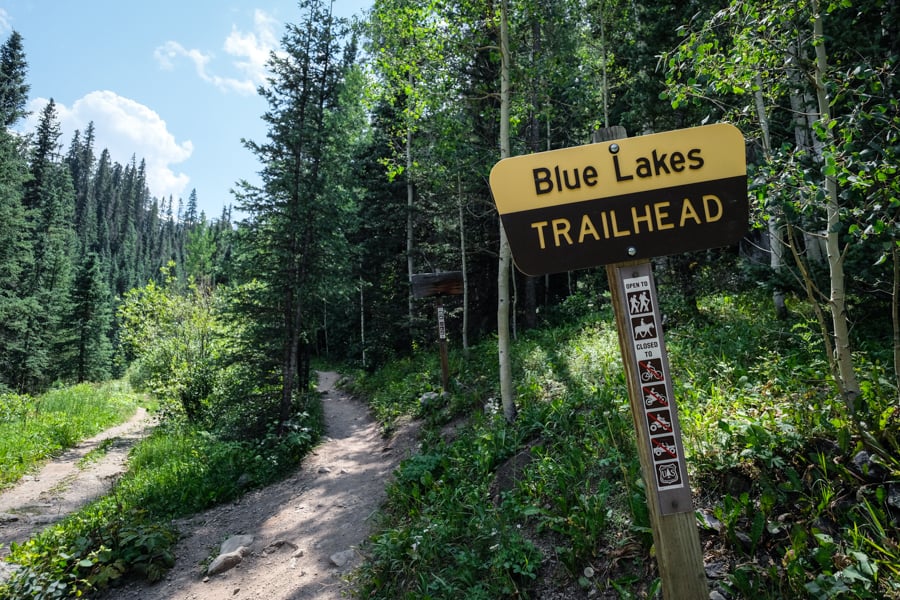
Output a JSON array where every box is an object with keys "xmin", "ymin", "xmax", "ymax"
[{"xmin": 639, "ymin": 359, "xmax": 664, "ymax": 382}]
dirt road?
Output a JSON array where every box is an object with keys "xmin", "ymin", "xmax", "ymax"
[{"xmin": 0, "ymin": 406, "xmax": 154, "ymax": 553}]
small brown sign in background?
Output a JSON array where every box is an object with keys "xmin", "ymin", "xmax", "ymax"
[{"xmin": 411, "ymin": 272, "xmax": 464, "ymax": 391}]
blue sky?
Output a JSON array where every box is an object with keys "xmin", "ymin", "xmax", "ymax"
[{"xmin": 0, "ymin": 0, "xmax": 371, "ymax": 219}]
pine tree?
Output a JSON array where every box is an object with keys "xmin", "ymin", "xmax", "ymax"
[
  {"xmin": 234, "ymin": 0, "xmax": 358, "ymax": 428},
  {"xmin": 24, "ymin": 99, "xmax": 62, "ymax": 212},
  {"xmin": 16, "ymin": 100, "xmax": 77, "ymax": 390},
  {"xmin": 66, "ymin": 122, "xmax": 97, "ymax": 252},
  {"xmin": 0, "ymin": 126, "xmax": 32, "ymax": 392},
  {"xmin": 0, "ymin": 31, "xmax": 29, "ymax": 128},
  {"xmin": 64, "ymin": 252, "xmax": 113, "ymax": 382},
  {"xmin": 184, "ymin": 188, "xmax": 199, "ymax": 228}
]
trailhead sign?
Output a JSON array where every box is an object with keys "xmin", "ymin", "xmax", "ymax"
[
  {"xmin": 489, "ymin": 123, "xmax": 747, "ymax": 276},
  {"xmin": 490, "ymin": 124, "xmax": 748, "ymax": 599}
]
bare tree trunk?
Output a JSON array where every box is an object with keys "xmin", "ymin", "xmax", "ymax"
[
  {"xmin": 599, "ymin": 0, "xmax": 609, "ymax": 128},
  {"xmin": 523, "ymin": 9, "xmax": 541, "ymax": 330},
  {"xmin": 753, "ymin": 74, "xmax": 787, "ymax": 318},
  {"xmin": 893, "ymin": 246, "xmax": 899, "ymax": 400},
  {"xmin": 497, "ymin": 0, "xmax": 516, "ymax": 423},
  {"xmin": 788, "ymin": 42, "xmax": 826, "ymax": 264},
  {"xmin": 360, "ymin": 276, "xmax": 366, "ymax": 369},
  {"xmin": 458, "ymin": 173, "xmax": 469, "ymax": 353},
  {"xmin": 406, "ymin": 76, "xmax": 415, "ymax": 337}
]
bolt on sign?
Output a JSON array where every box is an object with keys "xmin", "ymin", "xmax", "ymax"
[{"xmin": 489, "ymin": 123, "xmax": 747, "ymax": 276}]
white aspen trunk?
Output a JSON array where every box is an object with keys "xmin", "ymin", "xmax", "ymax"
[
  {"xmin": 788, "ymin": 43, "xmax": 826, "ymax": 264},
  {"xmin": 497, "ymin": 0, "xmax": 516, "ymax": 423},
  {"xmin": 894, "ymin": 247, "xmax": 900, "ymax": 397},
  {"xmin": 753, "ymin": 75, "xmax": 787, "ymax": 318},
  {"xmin": 600, "ymin": 0, "xmax": 609, "ymax": 128},
  {"xmin": 811, "ymin": 0, "xmax": 860, "ymax": 413},
  {"xmin": 322, "ymin": 297, "xmax": 328, "ymax": 356},
  {"xmin": 511, "ymin": 259, "xmax": 517, "ymax": 341},
  {"xmin": 406, "ymin": 72, "xmax": 415, "ymax": 333},
  {"xmin": 360, "ymin": 277, "xmax": 366, "ymax": 369}
]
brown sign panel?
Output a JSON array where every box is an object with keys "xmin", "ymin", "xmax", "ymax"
[
  {"xmin": 489, "ymin": 123, "xmax": 747, "ymax": 276},
  {"xmin": 411, "ymin": 271, "xmax": 464, "ymax": 298}
]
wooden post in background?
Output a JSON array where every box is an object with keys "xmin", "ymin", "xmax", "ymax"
[
  {"xmin": 594, "ymin": 127, "xmax": 707, "ymax": 600},
  {"xmin": 411, "ymin": 272, "xmax": 464, "ymax": 393}
]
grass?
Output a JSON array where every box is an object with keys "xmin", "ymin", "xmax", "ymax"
[
  {"xmin": 4, "ymin": 287, "xmax": 897, "ymax": 598},
  {"xmin": 348, "ymin": 289, "xmax": 900, "ymax": 599},
  {"xmin": 0, "ymin": 381, "xmax": 140, "ymax": 489}
]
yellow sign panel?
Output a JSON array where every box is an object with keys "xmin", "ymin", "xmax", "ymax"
[
  {"xmin": 489, "ymin": 123, "xmax": 748, "ymax": 275},
  {"xmin": 490, "ymin": 123, "xmax": 745, "ymax": 213}
]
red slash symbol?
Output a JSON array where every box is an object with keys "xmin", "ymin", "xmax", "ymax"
[
  {"xmin": 639, "ymin": 361, "xmax": 663, "ymax": 382},
  {"xmin": 644, "ymin": 388, "xmax": 668, "ymax": 407},
  {"xmin": 648, "ymin": 412, "xmax": 673, "ymax": 433},
  {"xmin": 652, "ymin": 439, "xmax": 678, "ymax": 459}
]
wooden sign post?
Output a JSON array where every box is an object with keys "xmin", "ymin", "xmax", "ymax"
[
  {"xmin": 607, "ymin": 259, "xmax": 706, "ymax": 597},
  {"xmin": 411, "ymin": 272, "xmax": 464, "ymax": 392},
  {"xmin": 489, "ymin": 124, "xmax": 747, "ymax": 599}
]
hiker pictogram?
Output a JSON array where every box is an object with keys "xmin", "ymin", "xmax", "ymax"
[{"xmin": 628, "ymin": 291, "xmax": 652, "ymax": 315}]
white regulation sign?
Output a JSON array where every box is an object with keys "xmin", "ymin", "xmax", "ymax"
[{"xmin": 619, "ymin": 262, "xmax": 693, "ymax": 514}]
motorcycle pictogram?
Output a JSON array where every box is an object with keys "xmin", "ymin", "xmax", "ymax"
[
  {"xmin": 644, "ymin": 388, "xmax": 667, "ymax": 407},
  {"xmin": 653, "ymin": 441, "xmax": 677, "ymax": 458}
]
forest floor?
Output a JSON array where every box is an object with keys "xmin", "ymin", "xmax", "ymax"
[{"xmin": 0, "ymin": 372, "xmax": 423, "ymax": 600}]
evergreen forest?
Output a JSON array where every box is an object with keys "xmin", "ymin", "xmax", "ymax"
[{"xmin": 1, "ymin": 0, "xmax": 900, "ymax": 598}]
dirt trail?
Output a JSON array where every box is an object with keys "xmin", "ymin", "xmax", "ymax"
[
  {"xmin": 0, "ymin": 406, "xmax": 154, "ymax": 554},
  {"xmin": 108, "ymin": 371, "xmax": 420, "ymax": 600}
]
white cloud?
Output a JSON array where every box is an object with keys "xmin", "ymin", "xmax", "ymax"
[
  {"xmin": 154, "ymin": 9, "xmax": 280, "ymax": 95},
  {"xmin": 26, "ymin": 91, "xmax": 193, "ymax": 200},
  {"xmin": 0, "ymin": 9, "xmax": 10, "ymax": 33}
]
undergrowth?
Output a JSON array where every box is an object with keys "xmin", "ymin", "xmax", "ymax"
[{"xmin": 348, "ymin": 290, "xmax": 900, "ymax": 599}]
